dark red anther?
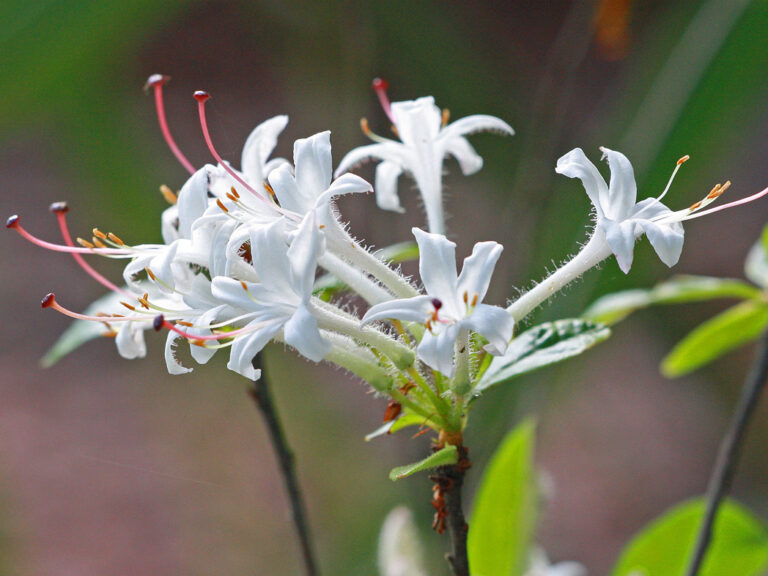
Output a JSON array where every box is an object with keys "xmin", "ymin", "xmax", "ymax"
[
  {"xmin": 49, "ymin": 202, "xmax": 69, "ymax": 214},
  {"xmin": 6, "ymin": 215, "xmax": 19, "ymax": 228},
  {"xmin": 372, "ymin": 77, "xmax": 388, "ymax": 91},
  {"xmin": 193, "ymin": 91, "xmax": 210, "ymax": 103},
  {"xmin": 153, "ymin": 314, "xmax": 165, "ymax": 331},
  {"xmin": 41, "ymin": 293, "xmax": 56, "ymax": 308},
  {"xmin": 431, "ymin": 298, "xmax": 443, "ymax": 310}
]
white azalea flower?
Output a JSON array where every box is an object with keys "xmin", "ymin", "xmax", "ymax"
[
  {"xmin": 335, "ymin": 88, "xmax": 514, "ymax": 234},
  {"xmin": 362, "ymin": 227, "xmax": 514, "ymax": 377},
  {"xmin": 524, "ymin": 548, "xmax": 586, "ymax": 576},
  {"xmin": 211, "ymin": 214, "xmax": 331, "ymax": 379}
]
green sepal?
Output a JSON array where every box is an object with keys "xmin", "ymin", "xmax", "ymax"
[
  {"xmin": 583, "ymin": 275, "xmax": 762, "ymax": 326},
  {"xmin": 388, "ymin": 445, "xmax": 458, "ymax": 481},
  {"xmin": 662, "ymin": 300, "xmax": 768, "ymax": 377},
  {"xmin": 475, "ymin": 319, "xmax": 610, "ymax": 393},
  {"xmin": 612, "ymin": 499, "xmax": 768, "ymax": 576},
  {"xmin": 468, "ymin": 418, "xmax": 537, "ymax": 576}
]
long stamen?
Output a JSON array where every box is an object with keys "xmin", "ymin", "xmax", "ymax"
[
  {"xmin": 7, "ymin": 215, "xmax": 130, "ymax": 255},
  {"xmin": 372, "ymin": 78, "xmax": 395, "ymax": 124},
  {"xmin": 360, "ymin": 118, "xmax": 390, "ymax": 144},
  {"xmin": 633, "ymin": 155, "xmax": 689, "ymax": 219},
  {"xmin": 680, "ymin": 183, "xmax": 768, "ymax": 221},
  {"xmin": 42, "ymin": 292, "xmax": 143, "ymax": 323},
  {"xmin": 50, "ymin": 202, "xmax": 130, "ymax": 296},
  {"xmin": 193, "ymin": 92, "xmax": 272, "ymax": 207},
  {"xmin": 152, "ymin": 313, "xmax": 263, "ymax": 342},
  {"xmin": 146, "ymin": 74, "xmax": 196, "ymax": 175}
]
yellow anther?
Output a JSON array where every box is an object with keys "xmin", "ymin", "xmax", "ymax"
[
  {"xmin": 108, "ymin": 232, "xmax": 124, "ymax": 246},
  {"xmin": 92, "ymin": 237, "xmax": 106, "ymax": 248},
  {"xmin": 442, "ymin": 108, "xmax": 450, "ymax": 126},
  {"xmin": 689, "ymin": 201, "xmax": 703, "ymax": 211},
  {"xmin": 177, "ymin": 320, "xmax": 194, "ymax": 327},
  {"xmin": 230, "ymin": 186, "xmax": 240, "ymax": 199},
  {"xmin": 145, "ymin": 267, "xmax": 156, "ymax": 281},
  {"xmin": 240, "ymin": 280, "xmax": 249, "ymax": 291},
  {"xmin": 677, "ymin": 155, "xmax": 690, "ymax": 166},
  {"xmin": 471, "ymin": 293, "xmax": 478, "ymax": 307},
  {"xmin": 391, "ymin": 125, "xmax": 400, "ymax": 138},
  {"xmin": 103, "ymin": 330, "xmax": 118, "ymax": 339},
  {"xmin": 159, "ymin": 184, "xmax": 177, "ymax": 205},
  {"xmin": 360, "ymin": 117, "xmax": 372, "ymax": 136},
  {"xmin": 120, "ymin": 301, "xmax": 136, "ymax": 311},
  {"xmin": 92, "ymin": 228, "xmax": 107, "ymax": 240},
  {"xmin": 264, "ymin": 181, "xmax": 276, "ymax": 197},
  {"xmin": 76, "ymin": 237, "xmax": 95, "ymax": 249},
  {"xmin": 216, "ymin": 198, "xmax": 229, "ymax": 213},
  {"xmin": 462, "ymin": 291, "xmax": 468, "ymax": 304}
]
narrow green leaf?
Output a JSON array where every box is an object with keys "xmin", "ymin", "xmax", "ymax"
[
  {"xmin": 744, "ymin": 224, "xmax": 768, "ymax": 289},
  {"xmin": 40, "ymin": 291, "xmax": 123, "ymax": 368},
  {"xmin": 475, "ymin": 319, "xmax": 610, "ymax": 393},
  {"xmin": 612, "ymin": 499, "xmax": 768, "ymax": 576},
  {"xmin": 584, "ymin": 276, "xmax": 762, "ymax": 326},
  {"xmin": 388, "ymin": 445, "xmax": 458, "ymax": 481},
  {"xmin": 468, "ymin": 419, "xmax": 537, "ymax": 576},
  {"xmin": 662, "ymin": 300, "xmax": 768, "ymax": 377}
]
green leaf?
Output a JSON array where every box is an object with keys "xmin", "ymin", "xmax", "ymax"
[
  {"xmin": 744, "ymin": 224, "xmax": 768, "ymax": 289},
  {"xmin": 584, "ymin": 276, "xmax": 762, "ymax": 326},
  {"xmin": 612, "ymin": 499, "xmax": 768, "ymax": 576},
  {"xmin": 475, "ymin": 320, "xmax": 610, "ymax": 393},
  {"xmin": 40, "ymin": 291, "xmax": 123, "ymax": 368},
  {"xmin": 468, "ymin": 419, "xmax": 537, "ymax": 576},
  {"xmin": 388, "ymin": 445, "xmax": 458, "ymax": 481},
  {"xmin": 662, "ymin": 300, "xmax": 768, "ymax": 377}
]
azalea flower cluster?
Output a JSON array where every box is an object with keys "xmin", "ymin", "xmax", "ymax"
[{"xmin": 8, "ymin": 76, "xmax": 768, "ymax": 440}]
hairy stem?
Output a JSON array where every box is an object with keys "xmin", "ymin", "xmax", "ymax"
[
  {"xmin": 685, "ymin": 330, "xmax": 768, "ymax": 576},
  {"xmin": 249, "ymin": 354, "xmax": 320, "ymax": 576}
]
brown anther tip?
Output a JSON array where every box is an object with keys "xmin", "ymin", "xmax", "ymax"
[
  {"xmin": 77, "ymin": 237, "xmax": 95, "ymax": 249},
  {"xmin": 144, "ymin": 74, "xmax": 170, "ymax": 91},
  {"xmin": 442, "ymin": 108, "xmax": 450, "ymax": 126},
  {"xmin": 372, "ymin": 77, "xmax": 388, "ymax": 91},
  {"xmin": 191, "ymin": 339, "xmax": 207, "ymax": 347},
  {"xmin": 216, "ymin": 198, "xmax": 229, "ymax": 213},
  {"xmin": 5, "ymin": 214, "xmax": 19, "ymax": 228},
  {"xmin": 263, "ymin": 181, "xmax": 276, "ymax": 196},
  {"xmin": 93, "ymin": 228, "xmax": 107, "ymax": 239},
  {"xmin": 107, "ymin": 232, "xmax": 124, "ymax": 246},
  {"xmin": 120, "ymin": 301, "xmax": 136, "ymax": 311},
  {"xmin": 230, "ymin": 186, "xmax": 240, "ymax": 199},
  {"xmin": 677, "ymin": 154, "xmax": 690, "ymax": 165},
  {"xmin": 360, "ymin": 117, "xmax": 370, "ymax": 132},
  {"xmin": 193, "ymin": 90, "xmax": 210, "ymax": 102},
  {"xmin": 240, "ymin": 280, "xmax": 248, "ymax": 291},
  {"xmin": 92, "ymin": 238, "xmax": 106, "ymax": 248},
  {"xmin": 41, "ymin": 293, "xmax": 56, "ymax": 308},
  {"xmin": 145, "ymin": 267, "xmax": 157, "ymax": 281},
  {"xmin": 49, "ymin": 202, "xmax": 69, "ymax": 214},
  {"xmin": 153, "ymin": 315, "xmax": 165, "ymax": 331}
]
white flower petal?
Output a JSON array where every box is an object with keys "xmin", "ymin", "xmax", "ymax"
[
  {"xmin": 287, "ymin": 211, "xmax": 323, "ymax": 300},
  {"xmin": 362, "ymin": 295, "xmax": 434, "ymax": 325},
  {"xmin": 269, "ymin": 163, "xmax": 303, "ymax": 214},
  {"xmin": 413, "ymin": 228, "xmax": 458, "ymax": 301},
  {"xmin": 441, "ymin": 136, "xmax": 483, "ymax": 175},
  {"xmin": 334, "ymin": 142, "xmax": 407, "ymax": 178},
  {"xmin": 241, "ymin": 115, "xmax": 288, "ymax": 183},
  {"xmin": 440, "ymin": 114, "xmax": 514, "ymax": 140},
  {"xmin": 556, "ymin": 148, "xmax": 609, "ymax": 218},
  {"xmin": 601, "ymin": 147, "xmax": 637, "ymax": 220},
  {"xmin": 390, "ymin": 97, "xmax": 442, "ymax": 145},
  {"xmin": 604, "ymin": 219, "xmax": 638, "ymax": 274},
  {"xmin": 165, "ymin": 332, "xmax": 193, "ymax": 375},
  {"xmin": 226, "ymin": 318, "xmax": 282, "ymax": 380},
  {"xmin": 294, "ymin": 131, "xmax": 332, "ymax": 205},
  {"xmin": 463, "ymin": 304, "xmax": 514, "ymax": 355},
  {"xmin": 315, "ymin": 173, "xmax": 373, "ymax": 209},
  {"xmin": 417, "ymin": 324, "xmax": 460, "ymax": 376},
  {"xmin": 638, "ymin": 220, "xmax": 685, "ymax": 268},
  {"xmin": 374, "ymin": 161, "xmax": 405, "ymax": 212},
  {"xmin": 283, "ymin": 304, "xmax": 331, "ymax": 362},
  {"xmin": 456, "ymin": 241, "xmax": 503, "ymax": 304},
  {"xmin": 115, "ymin": 321, "xmax": 147, "ymax": 360},
  {"xmin": 176, "ymin": 166, "xmax": 211, "ymax": 238}
]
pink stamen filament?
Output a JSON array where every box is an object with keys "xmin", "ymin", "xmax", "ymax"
[
  {"xmin": 194, "ymin": 92, "xmax": 274, "ymax": 208},
  {"xmin": 148, "ymin": 75, "xmax": 196, "ymax": 175},
  {"xmin": 8, "ymin": 217, "xmax": 131, "ymax": 256},
  {"xmin": 52, "ymin": 205, "xmax": 130, "ymax": 296},
  {"xmin": 42, "ymin": 293, "xmax": 145, "ymax": 323},
  {"xmin": 156, "ymin": 315, "xmax": 263, "ymax": 342},
  {"xmin": 681, "ymin": 184, "xmax": 768, "ymax": 221},
  {"xmin": 372, "ymin": 78, "xmax": 395, "ymax": 124}
]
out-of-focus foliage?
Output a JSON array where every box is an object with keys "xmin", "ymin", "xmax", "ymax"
[
  {"xmin": 468, "ymin": 419, "xmax": 537, "ymax": 576},
  {"xmin": 611, "ymin": 499, "xmax": 768, "ymax": 576}
]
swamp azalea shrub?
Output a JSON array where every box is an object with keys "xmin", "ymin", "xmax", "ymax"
[{"xmin": 8, "ymin": 75, "xmax": 768, "ymax": 576}]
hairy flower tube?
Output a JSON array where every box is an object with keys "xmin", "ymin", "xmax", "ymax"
[{"xmin": 335, "ymin": 79, "xmax": 514, "ymax": 235}]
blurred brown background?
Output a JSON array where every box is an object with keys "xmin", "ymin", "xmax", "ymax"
[{"xmin": 2, "ymin": 1, "xmax": 768, "ymax": 574}]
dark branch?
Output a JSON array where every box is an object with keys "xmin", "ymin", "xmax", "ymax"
[
  {"xmin": 685, "ymin": 330, "xmax": 768, "ymax": 576},
  {"xmin": 433, "ymin": 446, "xmax": 471, "ymax": 576},
  {"xmin": 249, "ymin": 354, "xmax": 320, "ymax": 576}
]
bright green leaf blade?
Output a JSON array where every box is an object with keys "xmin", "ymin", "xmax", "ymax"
[
  {"xmin": 612, "ymin": 499, "xmax": 768, "ymax": 576},
  {"xmin": 584, "ymin": 276, "xmax": 762, "ymax": 326},
  {"xmin": 468, "ymin": 418, "xmax": 537, "ymax": 576},
  {"xmin": 377, "ymin": 240, "xmax": 419, "ymax": 264},
  {"xmin": 40, "ymin": 291, "xmax": 123, "ymax": 368},
  {"xmin": 662, "ymin": 300, "xmax": 768, "ymax": 377},
  {"xmin": 475, "ymin": 320, "xmax": 610, "ymax": 393},
  {"xmin": 744, "ymin": 224, "xmax": 768, "ymax": 288},
  {"xmin": 388, "ymin": 445, "xmax": 458, "ymax": 481}
]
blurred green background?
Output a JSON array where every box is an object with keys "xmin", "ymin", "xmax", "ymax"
[{"xmin": 2, "ymin": 0, "xmax": 768, "ymax": 574}]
